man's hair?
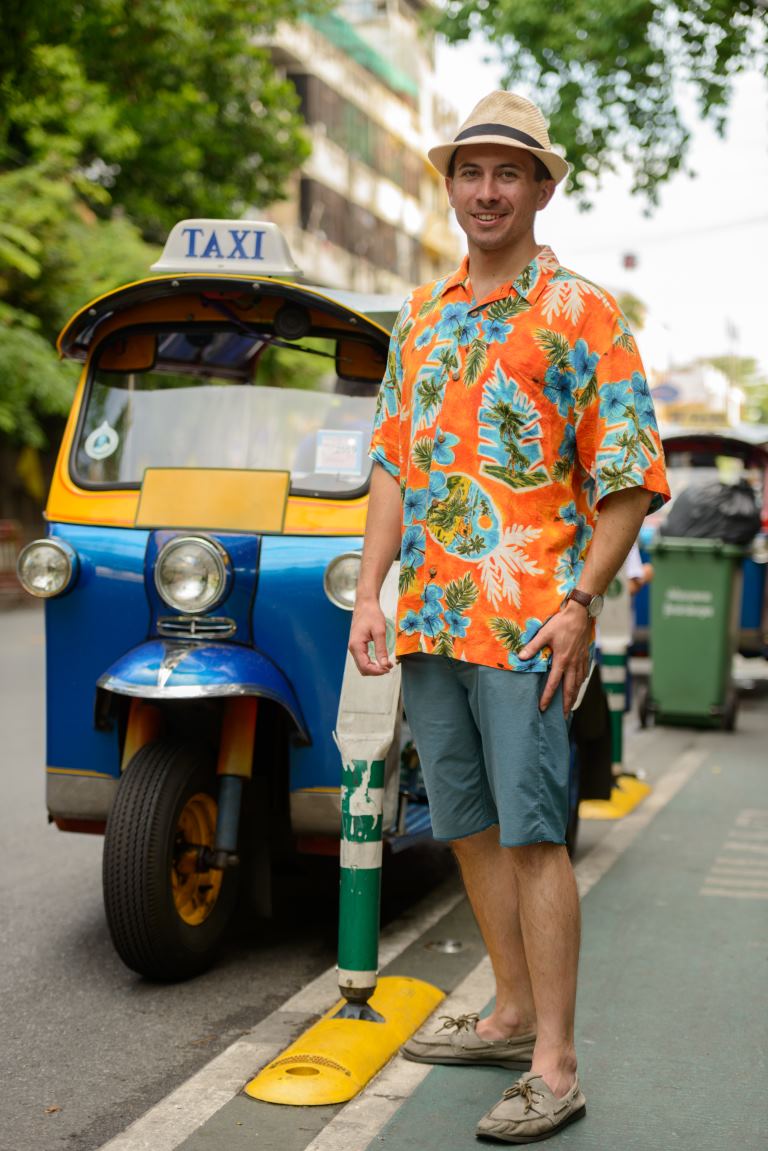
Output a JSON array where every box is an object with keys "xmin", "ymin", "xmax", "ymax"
[{"xmin": 447, "ymin": 148, "xmax": 552, "ymax": 182}]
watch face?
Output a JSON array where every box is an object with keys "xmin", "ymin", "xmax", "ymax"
[{"xmin": 588, "ymin": 593, "xmax": 604, "ymax": 618}]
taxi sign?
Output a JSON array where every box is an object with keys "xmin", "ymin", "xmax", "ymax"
[{"xmin": 151, "ymin": 218, "xmax": 301, "ymax": 277}]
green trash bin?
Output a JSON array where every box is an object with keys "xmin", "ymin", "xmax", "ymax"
[{"xmin": 645, "ymin": 537, "xmax": 744, "ymax": 730}]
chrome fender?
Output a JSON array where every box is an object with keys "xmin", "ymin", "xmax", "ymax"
[{"xmin": 97, "ymin": 640, "xmax": 309, "ymax": 743}]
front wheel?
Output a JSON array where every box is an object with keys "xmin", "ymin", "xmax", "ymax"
[{"xmin": 103, "ymin": 740, "xmax": 237, "ymax": 980}]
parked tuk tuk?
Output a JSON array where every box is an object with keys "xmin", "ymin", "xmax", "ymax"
[
  {"xmin": 634, "ymin": 425, "xmax": 768, "ymax": 657},
  {"xmin": 18, "ymin": 220, "xmax": 582, "ymax": 981}
]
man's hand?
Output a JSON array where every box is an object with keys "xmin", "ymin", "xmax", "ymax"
[
  {"xmin": 348, "ymin": 596, "xmax": 393, "ymax": 676},
  {"xmin": 518, "ymin": 602, "xmax": 591, "ymax": 714}
]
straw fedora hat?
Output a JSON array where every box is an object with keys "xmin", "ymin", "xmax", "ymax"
[{"xmin": 428, "ymin": 91, "xmax": 569, "ymax": 185}]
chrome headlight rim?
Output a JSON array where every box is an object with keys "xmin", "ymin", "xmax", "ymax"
[
  {"xmin": 154, "ymin": 535, "xmax": 231, "ymax": 616},
  {"xmin": 323, "ymin": 550, "xmax": 362, "ymax": 611},
  {"xmin": 16, "ymin": 538, "xmax": 78, "ymax": 599}
]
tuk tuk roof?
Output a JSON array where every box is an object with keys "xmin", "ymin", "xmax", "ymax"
[{"xmin": 57, "ymin": 275, "xmax": 403, "ymax": 361}]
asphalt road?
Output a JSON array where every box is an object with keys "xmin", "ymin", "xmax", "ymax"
[{"xmin": 0, "ymin": 604, "xmax": 454, "ymax": 1151}]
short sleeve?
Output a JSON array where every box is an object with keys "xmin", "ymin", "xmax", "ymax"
[
  {"xmin": 369, "ymin": 299, "xmax": 409, "ymax": 482},
  {"xmin": 575, "ymin": 313, "xmax": 670, "ymax": 514}
]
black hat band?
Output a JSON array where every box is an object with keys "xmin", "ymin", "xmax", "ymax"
[{"xmin": 454, "ymin": 122, "xmax": 544, "ymax": 150}]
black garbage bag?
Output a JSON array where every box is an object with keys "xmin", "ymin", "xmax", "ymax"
[{"xmin": 661, "ymin": 477, "xmax": 761, "ymax": 545}]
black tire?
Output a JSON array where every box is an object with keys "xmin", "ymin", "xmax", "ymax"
[
  {"xmin": 637, "ymin": 685, "xmax": 651, "ymax": 729},
  {"xmin": 103, "ymin": 740, "xmax": 237, "ymax": 980},
  {"xmin": 723, "ymin": 690, "xmax": 739, "ymax": 732}
]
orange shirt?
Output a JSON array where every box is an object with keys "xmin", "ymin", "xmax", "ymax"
[{"xmin": 369, "ymin": 247, "xmax": 670, "ymax": 671}]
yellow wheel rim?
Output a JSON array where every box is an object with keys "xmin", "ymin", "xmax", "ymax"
[{"xmin": 172, "ymin": 792, "xmax": 224, "ymax": 926}]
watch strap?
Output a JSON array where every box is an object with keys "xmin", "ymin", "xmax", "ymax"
[{"xmin": 566, "ymin": 588, "xmax": 592, "ymax": 609}]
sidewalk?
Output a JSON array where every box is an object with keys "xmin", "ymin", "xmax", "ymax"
[{"xmin": 101, "ymin": 691, "xmax": 768, "ymax": 1151}]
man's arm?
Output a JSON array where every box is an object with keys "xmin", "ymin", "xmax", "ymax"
[
  {"xmin": 519, "ymin": 486, "xmax": 653, "ymax": 713},
  {"xmin": 348, "ymin": 464, "xmax": 402, "ymax": 675}
]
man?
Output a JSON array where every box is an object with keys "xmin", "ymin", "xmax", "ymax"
[{"xmin": 348, "ymin": 91, "xmax": 669, "ymax": 1144}]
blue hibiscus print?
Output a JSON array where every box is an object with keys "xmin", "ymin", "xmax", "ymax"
[
  {"xmin": 557, "ymin": 422, "xmax": 576, "ymax": 462},
  {"xmin": 400, "ymin": 584, "xmax": 446, "ymax": 640},
  {"xmin": 555, "ymin": 544, "xmax": 584, "ymax": 595},
  {"xmin": 432, "ymin": 427, "xmax": 460, "ymax": 466},
  {"xmin": 570, "ymin": 339, "xmax": 600, "ymax": 389},
  {"xmin": 445, "ymin": 609, "xmax": 470, "ymax": 638},
  {"xmin": 428, "ymin": 470, "xmax": 449, "ymax": 501},
  {"xmin": 482, "ymin": 317, "xmax": 510, "ymax": 344},
  {"xmin": 559, "ymin": 501, "xmax": 580, "ymax": 526},
  {"xmin": 599, "ymin": 381, "xmax": 631, "ymax": 423},
  {"xmin": 630, "ymin": 372, "xmax": 658, "ymax": 429},
  {"xmin": 435, "ymin": 302, "xmax": 470, "ymax": 339},
  {"xmin": 414, "ymin": 326, "xmax": 435, "ymax": 350},
  {"xmin": 400, "ymin": 610, "xmax": 422, "ymax": 635},
  {"xmin": 403, "ymin": 486, "xmax": 428, "ymax": 525},
  {"xmin": 455, "ymin": 314, "xmax": 481, "ymax": 346},
  {"xmin": 543, "ymin": 365, "xmax": 574, "ymax": 417},
  {"xmin": 509, "ymin": 617, "xmax": 549, "ymax": 671},
  {"xmin": 401, "ymin": 524, "xmax": 426, "ymax": 569}
]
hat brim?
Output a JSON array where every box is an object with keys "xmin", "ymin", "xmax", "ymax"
[{"xmin": 428, "ymin": 136, "xmax": 569, "ymax": 185}]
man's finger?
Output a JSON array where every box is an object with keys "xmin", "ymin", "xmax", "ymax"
[
  {"xmin": 518, "ymin": 626, "xmax": 550, "ymax": 662},
  {"xmin": 539, "ymin": 662, "xmax": 563, "ymax": 712}
]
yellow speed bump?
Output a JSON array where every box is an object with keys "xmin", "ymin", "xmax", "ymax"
[
  {"xmin": 579, "ymin": 775, "xmax": 652, "ymax": 821},
  {"xmin": 244, "ymin": 976, "xmax": 443, "ymax": 1106}
]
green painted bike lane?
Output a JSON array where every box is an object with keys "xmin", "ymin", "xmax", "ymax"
[{"xmin": 369, "ymin": 716, "xmax": 768, "ymax": 1151}]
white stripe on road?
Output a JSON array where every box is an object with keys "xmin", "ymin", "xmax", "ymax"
[
  {"xmin": 97, "ymin": 740, "xmax": 707, "ymax": 1151},
  {"xmin": 96, "ymin": 876, "xmax": 464, "ymax": 1151}
]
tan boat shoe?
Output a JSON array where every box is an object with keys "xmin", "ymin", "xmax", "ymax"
[
  {"xmin": 476, "ymin": 1071, "xmax": 586, "ymax": 1143},
  {"xmin": 401, "ymin": 1013, "xmax": 535, "ymax": 1071}
]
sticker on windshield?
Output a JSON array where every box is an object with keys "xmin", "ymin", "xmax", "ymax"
[
  {"xmin": 84, "ymin": 421, "xmax": 120, "ymax": 461},
  {"xmin": 314, "ymin": 429, "xmax": 364, "ymax": 475}
]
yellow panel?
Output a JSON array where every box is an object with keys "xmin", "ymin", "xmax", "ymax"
[{"xmin": 135, "ymin": 468, "xmax": 290, "ymax": 533}]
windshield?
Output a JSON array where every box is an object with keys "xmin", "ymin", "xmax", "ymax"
[{"xmin": 73, "ymin": 327, "xmax": 381, "ymax": 496}]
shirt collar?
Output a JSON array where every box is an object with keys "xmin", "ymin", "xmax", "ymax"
[{"xmin": 439, "ymin": 246, "xmax": 560, "ymax": 305}]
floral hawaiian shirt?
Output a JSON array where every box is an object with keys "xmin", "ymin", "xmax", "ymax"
[{"xmin": 369, "ymin": 246, "xmax": 670, "ymax": 672}]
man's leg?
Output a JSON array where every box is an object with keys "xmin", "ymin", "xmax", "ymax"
[
  {"xmin": 451, "ymin": 827, "xmax": 536, "ymax": 1039},
  {"xmin": 512, "ymin": 842, "xmax": 580, "ymax": 1096},
  {"xmin": 452, "ymin": 835, "xmax": 580, "ymax": 1097},
  {"xmin": 453, "ymin": 833, "xmax": 580, "ymax": 1091}
]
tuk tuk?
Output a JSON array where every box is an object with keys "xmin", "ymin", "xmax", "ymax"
[
  {"xmin": 634, "ymin": 425, "xmax": 768, "ymax": 656},
  {"xmin": 18, "ymin": 219, "xmax": 581, "ymax": 981}
]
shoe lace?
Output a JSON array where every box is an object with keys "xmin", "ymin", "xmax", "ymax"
[
  {"xmin": 435, "ymin": 1012, "xmax": 480, "ymax": 1034},
  {"xmin": 502, "ymin": 1078, "xmax": 541, "ymax": 1114}
]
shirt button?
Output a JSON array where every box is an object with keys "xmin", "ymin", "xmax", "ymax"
[
  {"xmin": 452, "ymin": 370, "xmax": 460, "ymax": 381},
  {"xmin": 437, "ymin": 432, "xmax": 446, "ymax": 443}
]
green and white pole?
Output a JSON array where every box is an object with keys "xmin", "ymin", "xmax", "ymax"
[
  {"xmin": 334, "ymin": 564, "xmax": 401, "ymax": 1012},
  {"xmin": 599, "ymin": 573, "xmax": 633, "ymax": 776},
  {"xmin": 600, "ymin": 641, "xmax": 628, "ymax": 773}
]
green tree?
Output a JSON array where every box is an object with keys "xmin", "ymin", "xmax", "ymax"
[
  {"xmin": 702, "ymin": 355, "xmax": 768, "ymax": 424},
  {"xmin": 0, "ymin": 0, "xmax": 321, "ymax": 452},
  {"xmin": 434, "ymin": 0, "xmax": 767, "ymax": 203}
]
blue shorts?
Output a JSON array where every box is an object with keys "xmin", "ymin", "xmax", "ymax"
[{"xmin": 400, "ymin": 654, "xmax": 571, "ymax": 847}]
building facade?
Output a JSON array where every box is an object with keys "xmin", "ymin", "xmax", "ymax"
[{"xmin": 267, "ymin": 2, "xmax": 460, "ymax": 294}]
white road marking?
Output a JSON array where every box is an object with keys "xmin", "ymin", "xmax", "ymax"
[
  {"xmin": 701, "ymin": 888, "xmax": 768, "ymax": 899},
  {"xmin": 95, "ymin": 876, "xmax": 464, "ymax": 1151},
  {"xmin": 96, "ymin": 740, "xmax": 707, "ymax": 1151}
]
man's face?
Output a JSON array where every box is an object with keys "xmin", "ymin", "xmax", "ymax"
[{"xmin": 445, "ymin": 144, "xmax": 555, "ymax": 254}]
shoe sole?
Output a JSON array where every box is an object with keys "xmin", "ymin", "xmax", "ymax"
[
  {"xmin": 475, "ymin": 1104, "xmax": 587, "ymax": 1143},
  {"xmin": 402, "ymin": 1050, "xmax": 534, "ymax": 1072}
]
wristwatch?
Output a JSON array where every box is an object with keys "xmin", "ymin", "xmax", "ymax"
[{"xmin": 565, "ymin": 587, "xmax": 605, "ymax": 618}]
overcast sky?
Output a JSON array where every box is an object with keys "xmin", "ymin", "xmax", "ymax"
[{"xmin": 433, "ymin": 39, "xmax": 768, "ymax": 377}]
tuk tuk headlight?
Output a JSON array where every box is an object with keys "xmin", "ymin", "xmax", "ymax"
[
  {"xmin": 323, "ymin": 552, "xmax": 361, "ymax": 610},
  {"xmin": 155, "ymin": 536, "xmax": 230, "ymax": 614},
  {"xmin": 17, "ymin": 539, "xmax": 78, "ymax": 598}
]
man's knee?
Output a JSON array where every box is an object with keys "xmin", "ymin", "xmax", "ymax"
[{"xmin": 506, "ymin": 841, "xmax": 569, "ymax": 874}]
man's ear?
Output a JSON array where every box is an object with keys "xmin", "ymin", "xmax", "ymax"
[
  {"xmin": 445, "ymin": 175, "xmax": 454, "ymax": 206},
  {"xmin": 537, "ymin": 180, "xmax": 556, "ymax": 211}
]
